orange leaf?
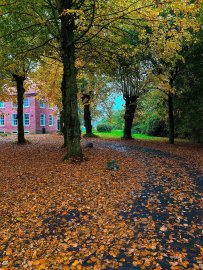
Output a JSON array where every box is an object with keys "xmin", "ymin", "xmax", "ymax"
[
  {"xmin": 5, "ymin": 248, "xmax": 12, "ymax": 256},
  {"xmin": 33, "ymin": 260, "xmax": 40, "ymax": 266}
]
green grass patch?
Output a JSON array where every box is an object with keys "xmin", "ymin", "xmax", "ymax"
[{"xmin": 93, "ymin": 130, "xmax": 167, "ymax": 141}]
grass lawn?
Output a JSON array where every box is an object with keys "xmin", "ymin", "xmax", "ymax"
[{"xmin": 93, "ymin": 129, "xmax": 166, "ymax": 141}]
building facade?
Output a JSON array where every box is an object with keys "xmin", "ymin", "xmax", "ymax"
[{"xmin": 0, "ymin": 91, "xmax": 59, "ymax": 134}]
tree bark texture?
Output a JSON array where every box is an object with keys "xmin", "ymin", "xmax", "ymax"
[
  {"xmin": 123, "ymin": 95, "xmax": 137, "ymax": 139},
  {"xmin": 59, "ymin": 109, "xmax": 67, "ymax": 147},
  {"xmin": 60, "ymin": 1, "xmax": 83, "ymax": 159},
  {"xmin": 59, "ymin": 110, "xmax": 64, "ymax": 133},
  {"xmin": 81, "ymin": 93, "xmax": 93, "ymax": 136},
  {"xmin": 13, "ymin": 74, "xmax": 26, "ymax": 144},
  {"xmin": 168, "ymin": 92, "xmax": 175, "ymax": 144}
]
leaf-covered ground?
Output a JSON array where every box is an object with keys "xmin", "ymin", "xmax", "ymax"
[{"xmin": 0, "ymin": 135, "xmax": 202, "ymax": 269}]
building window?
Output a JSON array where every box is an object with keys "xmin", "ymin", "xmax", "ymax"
[
  {"xmin": 0, "ymin": 114, "xmax": 4, "ymax": 126},
  {"xmin": 24, "ymin": 113, "xmax": 30, "ymax": 126},
  {"xmin": 0, "ymin": 101, "xmax": 5, "ymax": 108},
  {"xmin": 12, "ymin": 114, "xmax": 18, "ymax": 126},
  {"xmin": 48, "ymin": 115, "xmax": 54, "ymax": 126},
  {"xmin": 23, "ymin": 98, "xmax": 30, "ymax": 107},
  {"xmin": 39, "ymin": 99, "xmax": 45, "ymax": 108},
  {"xmin": 40, "ymin": 114, "xmax": 45, "ymax": 126}
]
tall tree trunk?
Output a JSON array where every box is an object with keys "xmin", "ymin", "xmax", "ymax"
[
  {"xmin": 168, "ymin": 92, "xmax": 175, "ymax": 144},
  {"xmin": 123, "ymin": 95, "xmax": 137, "ymax": 139},
  {"xmin": 59, "ymin": 109, "xmax": 67, "ymax": 147},
  {"xmin": 60, "ymin": 1, "xmax": 82, "ymax": 159},
  {"xmin": 82, "ymin": 93, "xmax": 93, "ymax": 136},
  {"xmin": 59, "ymin": 110, "xmax": 64, "ymax": 133},
  {"xmin": 13, "ymin": 74, "xmax": 26, "ymax": 144}
]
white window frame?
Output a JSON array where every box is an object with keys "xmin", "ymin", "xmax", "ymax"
[
  {"xmin": 40, "ymin": 114, "xmax": 46, "ymax": 126},
  {"xmin": 39, "ymin": 99, "xmax": 45, "ymax": 108},
  {"xmin": 12, "ymin": 114, "xmax": 18, "ymax": 126},
  {"xmin": 0, "ymin": 114, "xmax": 5, "ymax": 126},
  {"xmin": 48, "ymin": 115, "xmax": 54, "ymax": 126},
  {"xmin": 23, "ymin": 97, "xmax": 30, "ymax": 108},
  {"xmin": 24, "ymin": 113, "xmax": 30, "ymax": 126},
  {"xmin": 0, "ymin": 101, "xmax": 5, "ymax": 108}
]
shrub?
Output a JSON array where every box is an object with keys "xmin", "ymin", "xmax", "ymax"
[
  {"xmin": 97, "ymin": 124, "xmax": 112, "ymax": 132},
  {"xmin": 146, "ymin": 118, "xmax": 167, "ymax": 137},
  {"xmin": 135, "ymin": 113, "xmax": 167, "ymax": 137},
  {"xmin": 131, "ymin": 126, "xmax": 141, "ymax": 134},
  {"xmin": 0, "ymin": 133, "xmax": 7, "ymax": 137}
]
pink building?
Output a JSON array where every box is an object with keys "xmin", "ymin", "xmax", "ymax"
[{"xmin": 0, "ymin": 91, "xmax": 59, "ymax": 134}]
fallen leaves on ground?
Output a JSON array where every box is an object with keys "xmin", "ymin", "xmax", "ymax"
[{"xmin": 0, "ymin": 135, "xmax": 202, "ymax": 269}]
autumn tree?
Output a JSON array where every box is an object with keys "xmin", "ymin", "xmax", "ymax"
[
  {"xmin": 0, "ymin": 1, "xmax": 51, "ymax": 144},
  {"xmin": 174, "ymin": 23, "xmax": 203, "ymax": 142},
  {"xmin": 0, "ymin": 53, "xmax": 36, "ymax": 144},
  {"xmin": 1, "ymin": 0, "xmax": 201, "ymax": 153},
  {"xmin": 79, "ymin": 6, "xmax": 155, "ymax": 140},
  {"xmin": 78, "ymin": 69, "xmax": 115, "ymax": 137},
  {"xmin": 94, "ymin": 0, "xmax": 202, "ymax": 142},
  {"xmin": 54, "ymin": 0, "xmax": 151, "ymax": 157},
  {"xmin": 0, "ymin": 1, "xmax": 152, "ymax": 150},
  {"xmin": 141, "ymin": 0, "xmax": 202, "ymax": 143},
  {"xmin": 116, "ymin": 60, "xmax": 151, "ymax": 139},
  {"xmin": 78, "ymin": 73, "xmax": 95, "ymax": 137},
  {"xmin": 96, "ymin": 38, "xmax": 151, "ymax": 139}
]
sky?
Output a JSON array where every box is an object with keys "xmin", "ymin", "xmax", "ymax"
[{"xmin": 113, "ymin": 95, "xmax": 124, "ymax": 110}]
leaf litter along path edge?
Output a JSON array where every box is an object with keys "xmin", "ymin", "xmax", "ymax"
[
  {"xmin": 93, "ymin": 139, "xmax": 203, "ymax": 270},
  {"xmin": 0, "ymin": 134, "xmax": 202, "ymax": 270},
  {"xmin": 0, "ymin": 134, "xmax": 144, "ymax": 270}
]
